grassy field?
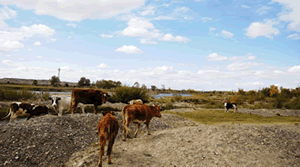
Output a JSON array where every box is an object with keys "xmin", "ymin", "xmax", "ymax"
[{"xmin": 164, "ymin": 109, "xmax": 300, "ymax": 125}]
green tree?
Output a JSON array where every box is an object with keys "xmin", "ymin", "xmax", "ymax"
[
  {"xmin": 151, "ymin": 85, "xmax": 157, "ymax": 91},
  {"xmin": 32, "ymin": 80, "xmax": 38, "ymax": 86},
  {"xmin": 50, "ymin": 76, "xmax": 60, "ymax": 87},
  {"xmin": 78, "ymin": 77, "xmax": 91, "ymax": 87}
]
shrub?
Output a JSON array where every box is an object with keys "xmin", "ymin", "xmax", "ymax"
[
  {"xmin": 173, "ymin": 95, "xmax": 182, "ymax": 102},
  {"xmin": 284, "ymin": 97, "xmax": 300, "ymax": 109},
  {"xmin": 0, "ymin": 88, "xmax": 37, "ymax": 101},
  {"xmin": 108, "ymin": 85, "xmax": 149, "ymax": 104},
  {"xmin": 247, "ymin": 96, "xmax": 256, "ymax": 104}
]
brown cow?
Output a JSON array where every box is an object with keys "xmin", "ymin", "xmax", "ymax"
[
  {"xmin": 122, "ymin": 103, "xmax": 161, "ymax": 141},
  {"xmin": 97, "ymin": 111, "xmax": 119, "ymax": 167},
  {"xmin": 69, "ymin": 89, "xmax": 110, "ymax": 114}
]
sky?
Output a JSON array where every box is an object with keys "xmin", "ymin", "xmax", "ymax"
[{"xmin": 0, "ymin": 0, "xmax": 299, "ymax": 91}]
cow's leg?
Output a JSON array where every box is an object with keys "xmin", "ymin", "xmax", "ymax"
[
  {"xmin": 93, "ymin": 104, "xmax": 98, "ymax": 114},
  {"xmin": 233, "ymin": 105, "xmax": 237, "ymax": 113},
  {"xmin": 107, "ymin": 136, "xmax": 116, "ymax": 164},
  {"xmin": 98, "ymin": 136, "xmax": 106, "ymax": 167},
  {"xmin": 27, "ymin": 114, "xmax": 33, "ymax": 120},
  {"xmin": 80, "ymin": 105, "xmax": 86, "ymax": 114},
  {"xmin": 122, "ymin": 118, "xmax": 131, "ymax": 141},
  {"xmin": 71, "ymin": 101, "xmax": 79, "ymax": 115},
  {"xmin": 134, "ymin": 123, "xmax": 140, "ymax": 138},
  {"xmin": 146, "ymin": 121, "xmax": 151, "ymax": 135}
]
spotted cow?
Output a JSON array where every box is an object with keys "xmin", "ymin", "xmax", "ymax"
[
  {"xmin": 2, "ymin": 102, "xmax": 48, "ymax": 123},
  {"xmin": 129, "ymin": 99, "xmax": 143, "ymax": 105},
  {"xmin": 224, "ymin": 102, "xmax": 237, "ymax": 112}
]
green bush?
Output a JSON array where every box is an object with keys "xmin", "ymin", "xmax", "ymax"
[
  {"xmin": 247, "ymin": 96, "xmax": 256, "ymax": 104},
  {"xmin": 284, "ymin": 97, "xmax": 300, "ymax": 109},
  {"xmin": 0, "ymin": 88, "xmax": 37, "ymax": 101},
  {"xmin": 108, "ymin": 85, "xmax": 149, "ymax": 104},
  {"xmin": 173, "ymin": 95, "xmax": 182, "ymax": 102}
]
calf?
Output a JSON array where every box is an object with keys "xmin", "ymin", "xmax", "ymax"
[
  {"xmin": 122, "ymin": 103, "xmax": 161, "ymax": 141},
  {"xmin": 129, "ymin": 99, "xmax": 143, "ymax": 105},
  {"xmin": 49, "ymin": 95, "xmax": 92, "ymax": 116},
  {"xmin": 224, "ymin": 102, "xmax": 237, "ymax": 112},
  {"xmin": 2, "ymin": 102, "xmax": 48, "ymax": 123},
  {"xmin": 97, "ymin": 111, "xmax": 119, "ymax": 167}
]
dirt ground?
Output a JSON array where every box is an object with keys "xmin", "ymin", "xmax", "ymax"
[{"xmin": 1, "ymin": 102, "xmax": 300, "ymax": 167}]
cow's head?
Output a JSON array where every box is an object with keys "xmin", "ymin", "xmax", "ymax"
[
  {"xmin": 48, "ymin": 96, "xmax": 61, "ymax": 110},
  {"xmin": 149, "ymin": 104, "xmax": 162, "ymax": 118},
  {"xmin": 101, "ymin": 92, "xmax": 110, "ymax": 103}
]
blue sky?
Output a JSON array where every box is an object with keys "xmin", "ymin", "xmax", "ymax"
[{"xmin": 0, "ymin": 0, "xmax": 299, "ymax": 91}]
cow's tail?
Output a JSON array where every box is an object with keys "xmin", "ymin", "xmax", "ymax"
[
  {"xmin": 121, "ymin": 106, "xmax": 131, "ymax": 133},
  {"xmin": 1, "ymin": 107, "xmax": 11, "ymax": 120},
  {"xmin": 69, "ymin": 91, "xmax": 75, "ymax": 112}
]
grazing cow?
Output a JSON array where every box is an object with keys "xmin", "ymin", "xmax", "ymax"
[
  {"xmin": 122, "ymin": 103, "xmax": 161, "ymax": 141},
  {"xmin": 97, "ymin": 111, "xmax": 119, "ymax": 167},
  {"xmin": 2, "ymin": 102, "xmax": 48, "ymax": 123},
  {"xmin": 224, "ymin": 102, "xmax": 237, "ymax": 112},
  {"xmin": 49, "ymin": 95, "xmax": 92, "ymax": 116},
  {"xmin": 129, "ymin": 99, "xmax": 143, "ymax": 105},
  {"xmin": 70, "ymin": 89, "xmax": 110, "ymax": 114},
  {"xmin": 26, "ymin": 105, "xmax": 49, "ymax": 120}
]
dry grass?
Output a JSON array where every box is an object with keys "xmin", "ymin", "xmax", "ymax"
[{"xmin": 165, "ymin": 109, "xmax": 300, "ymax": 125}]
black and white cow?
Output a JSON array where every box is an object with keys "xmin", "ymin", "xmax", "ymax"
[
  {"xmin": 2, "ymin": 102, "xmax": 49, "ymax": 123},
  {"xmin": 224, "ymin": 102, "xmax": 237, "ymax": 112},
  {"xmin": 49, "ymin": 95, "xmax": 93, "ymax": 116}
]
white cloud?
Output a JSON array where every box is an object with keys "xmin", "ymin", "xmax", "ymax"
[
  {"xmin": 256, "ymin": 6, "xmax": 272, "ymax": 15},
  {"xmin": 207, "ymin": 53, "xmax": 227, "ymax": 61},
  {"xmin": 97, "ymin": 63, "xmax": 110, "ymax": 68},
  {"xmin": 245, "ymin": 19, "xmax": 280, "ymax": 39},
  {"xmin": 67, "ymin": 23, "xmax": 76, "ymax": 28},
  {"xmin": 1, "ymin": 0, "xmax": 145, "ymax": 22},
  {"xmin": 161, "ymin": 34, "xmax": 189, "ymax": 43},
  {"xmin": 20, "ymin": 24, "xmax": 56, "ymax": 37},
  {"xmin": 36, "ymin": 56, "xmax": 42, "ymax": 59},
  {"xmin": 115, "ymin": 45, "xmax": 143, "ymax": 54},
  {"xmin": 49, "ymin": 38, "xmax": 57, "ymax": 42},
  {"xmin": 248, "ymin": 56, "xmax": 256, "ymax": 60},
  {"xmin": 34, "ymin": 41, "xmax": 41, "ymax": 46},
  {"xmin": 0, "ymin": 6, "xmax": 17, "ymax": 30},
  {"xmin": 209, "ymin": 27, "xmax": 216, "ymax": 32},
  {"xmin": 287, "ymin": 33, "xmax": 300, "ymax": 40},
  {"xmin": 195, "ymin": 0, "xmax": 205, "ymax": 2},
  {"xmin": 272, "ymin": 0, "xmax": 300, "ymax": 31},
  {"xmin": 61, "ymin": 66, "xmax": 71, "ymax": 71},
  {"xmin": 184, "ymin": 16, "xmax": 193, "ymax": 20},
  {"xmin": 2, "ymin": 60, "xmax": 13, "ymax": 66},
  {"xmin": 140, "ymin": 39, "xmax": 157, "ymax": 44},
  {"xmin": 201, "ymin": 17, "xmax": 212, "ymax": 22},
  {"xmin": 235, "ymin": 81, "xmax": 265, "ymax": 87},
  {"xmin": 139, "ymin": 5, "xmax": 155, "ymax": 16},
  {"xmin": 101, "ymin": 34, "xmax": 114, "ymax": 38},
  {"xmin": 152, "ymin": 16, "xmax": 176, "ymax": 20},
  {"xmin": 174, "ymin": 7, "xmax": 190, "ymax": 13},
  {"xmin": 288, "ymin": 65, "xmax": 300, "ymax": 73},
  {"xmin": 274, "ymin": 70, "xmax": 285, "ymax": 74},
  {"xmin": 162, "ymin": 1, "xmax": 182, "ymax": 7},
  {"xmin": 227, "ymin": 62, "xmax": 262, "ymax": 71},
  {"xmin": 241, "ymin": 5, "xmax": 250, "ymax": 8},
  {"xmin": 221, "ymin": 30, "xmax": 234, "ymax": 38},
  {"xmin": 0, "ymin": 41, "xmax": 24, "ymax": 52},
  {"xmin": 120, "ymin": 17, "xmax": 188, "ymax": 43}
]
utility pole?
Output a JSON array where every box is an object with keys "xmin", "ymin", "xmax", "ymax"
[{"xmin": 58, "ymin": 68, "xmax": 60, "ymax": 87}]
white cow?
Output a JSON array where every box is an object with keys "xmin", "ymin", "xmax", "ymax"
[
  {"xmin": 129, "ymin": 99, "xmax": 143, "ymax": 105},
  {"xmin": 48, "ymin": 95, "xmax": 93, "ymax": 116}
]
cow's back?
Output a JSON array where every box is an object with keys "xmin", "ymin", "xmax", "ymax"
[{"xmin": 72, "ymin": 89, "xmax": 103, "ymax": 104}]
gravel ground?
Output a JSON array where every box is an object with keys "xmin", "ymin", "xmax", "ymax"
[{"xmin": 1, "ymin": 101, "xmax": 300, "ymax": 167}]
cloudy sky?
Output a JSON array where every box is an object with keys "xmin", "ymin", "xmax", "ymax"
[{"xmin": 0, "ymin": 0, "xmax": 299, "ymax": 91}]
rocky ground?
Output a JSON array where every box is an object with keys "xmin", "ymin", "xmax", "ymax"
[{"xmin": 1, "ymin": 102, "xmax": 300, "ymax": 167}]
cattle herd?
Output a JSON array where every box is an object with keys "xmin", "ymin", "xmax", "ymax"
[
  {"xmin": 1, "ymin": 88, "xmax": 163, "ymax": 167},
  {"xmin": 1, "ymin": 88, "xmax": 239, "ymax": 166}
]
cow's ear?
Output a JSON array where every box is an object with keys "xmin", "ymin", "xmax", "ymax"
[
  {"xmin": 48, "ymin": 97, "xmax": 52, "ymax": 100},
  {"xmin": 57, "ymin": 97, "xmax": 61, "ymax": 100}
]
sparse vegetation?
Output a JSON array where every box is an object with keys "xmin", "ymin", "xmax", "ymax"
[
  {"xmin": 166, "ymin": 109, "xmax": 300, "ymax": 125},
  {"xmin": 108, "ymin": 85, "xmax": 149, "ymax": 104}
]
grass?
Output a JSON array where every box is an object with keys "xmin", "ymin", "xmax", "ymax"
[{"xmin": 164, "ymin": 109, "xmax": 300, "ymax": 125}]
